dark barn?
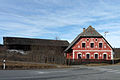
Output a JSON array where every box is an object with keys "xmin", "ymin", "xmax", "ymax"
[
  {"xmin": 114, "ymin": 48, "xmax": 120, "ymax": 59},
  {"xmin": 0, "ymin": 44, "xmax": 6, "ymax": 60},
  {"xmin": 3, "ymin": 37, "xmax": 69, "ymax": 64}
]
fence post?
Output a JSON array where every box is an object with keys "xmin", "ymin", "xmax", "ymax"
[
  {"xmin": 3, "ymin": 60, "xmax": 6, "ymax": 70},
  {"xmin": 112, "ymin": 59, "xmax": 114, "ymax": 64}
]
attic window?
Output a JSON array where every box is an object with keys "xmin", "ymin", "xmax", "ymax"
[
  {"xmin": 99, "ymin": 43, "xmax": 102, "ymax": 48},
  {"xmin": 90, "ymin": 43, "xmax": 94, "ymax": 48},
  {"xmin": 82, "ymin": 43, "xmax": 86, "ymax": 48}
]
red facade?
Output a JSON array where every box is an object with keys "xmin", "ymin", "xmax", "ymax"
[
  {"xmin": 67, "ymin": 38, "xmax": 113, "ymax": 60},
  {"xmin": 65, "ymin": 26, "xmax": 114, "ymax": 60}
]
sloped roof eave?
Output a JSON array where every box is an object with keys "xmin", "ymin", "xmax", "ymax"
[
  {"xmin": 64, "ymin": 36, "xmax": 114, "ymax": 53},
  {"xmin": 64, "ymin": 26, "xmax": 113, "ymax": 53}
]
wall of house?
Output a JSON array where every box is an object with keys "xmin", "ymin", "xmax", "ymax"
[{"xmin": 67, "ymin": 38, "xmax": 113, "ymax": 60}]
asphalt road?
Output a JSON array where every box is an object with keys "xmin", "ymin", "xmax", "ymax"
[{"xmin": 0, "ymin": 65, "xmax": 120, "ymax": 80}]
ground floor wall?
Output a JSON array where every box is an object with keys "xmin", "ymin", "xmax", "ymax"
[{"xmin": 67, "ymin": 50, "xmax": 113, "ymax": 60}]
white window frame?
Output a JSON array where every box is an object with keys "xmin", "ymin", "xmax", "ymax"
[
  {"xmin": 103, "ymin": 53, "xmax": 107, "ymax": 60},
  {"xmin": 99, "ymin": 42, "xmax": 103, "ymax": 48},
  {"xmin": 81, "ymin": 41, "xmax": 86, "ymax": 48},
  {"xmin": 77, "ymin": 52, "xmax": 82, "ymax": 59},
  {"xmin": 90, "ymin": 42, "xmax": 94, "ymax": 48},
  {"xmin": 86, "ymin": 53, "xmax": 90, "ymax": 59},
  {"xmin": 94, "ymin": 53, "xmax": 99, "ymax": 59}
]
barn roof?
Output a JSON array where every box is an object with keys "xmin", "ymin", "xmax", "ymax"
[
  {"xmin": 3, "ymin": 37, "xmax": 69, "ymax": 47},
  {"xmin": 65, "ymin": 26, "xmax": 113, "ymax": 52},
  {"xmin": 113, "ymin": 48, "xmax": 120, "ymax": 54}
]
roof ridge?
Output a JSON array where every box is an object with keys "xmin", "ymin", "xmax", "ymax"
[{"xmin": 3, "ymin": 36, "xmax": 68, "ymax": 42}]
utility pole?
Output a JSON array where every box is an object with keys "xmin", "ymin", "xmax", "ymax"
[{"xmin": 104, "ymin": 31, "xmax": 114, "ymax": 64}]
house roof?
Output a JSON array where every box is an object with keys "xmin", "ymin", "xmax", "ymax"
[
  {"xmin": 79, "ymin": 26, "xmax": 102, "ymax": 37},
  {"xmin": 3, "ymin": 37, "xmax": 69, "ymax": 47},
  {"xmin": 65, "ymin": 26, "xmax": 113, "ymax": 52}
]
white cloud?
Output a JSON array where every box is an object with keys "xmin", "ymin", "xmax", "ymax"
[{"xmin": 0, "ymin": 0, "xmax": 120, "ymax": 47}]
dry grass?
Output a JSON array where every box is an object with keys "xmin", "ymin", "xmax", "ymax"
[
  {"xmin": 0, "ymin": 61, "xmax": 69, "ymax": 70},
  {"xmin": 85, "ymin": 63, "xmax": 112, "ymax": 66}
]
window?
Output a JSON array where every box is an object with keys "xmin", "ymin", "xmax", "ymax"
[
  {"xmin": 94, "ymin": 54, "xmax": 98, "ymax": 59},
  {"xmin": 103, "ymin": 54, "xmax": 107, "ymax": 59},
  {"xmin": 82, "ymin": 43, "xmax": 86, "ymax": 48},
  {"xmin": 78, "ymin": 54, "xmax": 82, "ymax": 59},
  {"xmin": 96, "ymin": 39, "xmax": 97, "ymax": 41},
  {"xmin": 87, "ymin": 39, "xmax": 89, "ymax": 41},
  {"xmin": 90, "ymin": 43, "xmax": 94, "ymax": 48},
  {"xmin": 86, "ymin": 54, "xmax": 90, "ymax": 59},
  {"xmin": 99, "ymin": 43, "xmax": 102, "ymax": 48}
]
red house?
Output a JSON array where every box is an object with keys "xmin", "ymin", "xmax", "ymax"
[{"xmin": 65, "ymin": 26, "xmax": 114, "ymax": 62}]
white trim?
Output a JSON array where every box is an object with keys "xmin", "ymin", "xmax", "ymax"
[
  {"xmin": 103, "ymin": 53, "xmax": 107, "ymax": 59},
  {"xmin": 99, "ymin": 40, "xmax": 103, "ymax": 43},
  {"xmin": 86, "ymin": 53, "xmax": 91, "ymax": 59},
  {"xmin": 78, "ymin": 45, "xmax": 80, "ymax": 48},
  {"xmin": 111, "ymin": 50, "xmax": 114, "ymax": 60},
  {"xmin": 102, "ymin": 38, "xmax": 112, "ymax": 49},
  {"xmin": 82, "ymin": 41, "xmax": 86, "ymax": 43},
  {"xmin": 94, "ymin": 53, "xmax": 99, "ymax": 59},
  {"xmin": 104, "ymin": 46, "xmax": 106, "ymax": 48},
  {"xmin": 95, "ymin": 46, "xmax": 97, "ymax": 48},
  {"xmin": 73, "ymin": 50, "xmax": 75, "ymax": 59},
  {"xmin": 77, "ymin": 52, "xmax": 82, "ymax": 59},
  {"xmin": 74, "ymin": 50, "xmax": 111, "ymax": 52},
  {"xmin": 87, "ymin": 46, "xmax": 89, "ymax": 48},
  {"xmin": 90, "ymin": 41, "xmax": 94, "ymax": 43}
]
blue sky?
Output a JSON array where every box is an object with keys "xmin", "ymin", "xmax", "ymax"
[{"xmin": 0, "ymin": 0, "xmax": 120, "ymax": 47}]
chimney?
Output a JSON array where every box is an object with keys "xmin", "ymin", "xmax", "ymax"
[{"xmin": 83, "ymin": 28, "xmax": 85, "ymax": 32}]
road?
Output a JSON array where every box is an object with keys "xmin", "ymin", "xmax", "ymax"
[{"xmin": 0, "ymin": 65, "xmax": 120, "ymax": 80}]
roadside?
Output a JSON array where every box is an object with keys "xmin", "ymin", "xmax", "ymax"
[
  {"xmin": 69, "ymin": 62, "xmax": 120, "ymax": 68},
  {"xmin": 1, "ymin": 60, "xmax": 120, "ymax": 70},
  {"xmin": 0, "ymin": 61, "xmax": 70, "ymax": 70}
]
